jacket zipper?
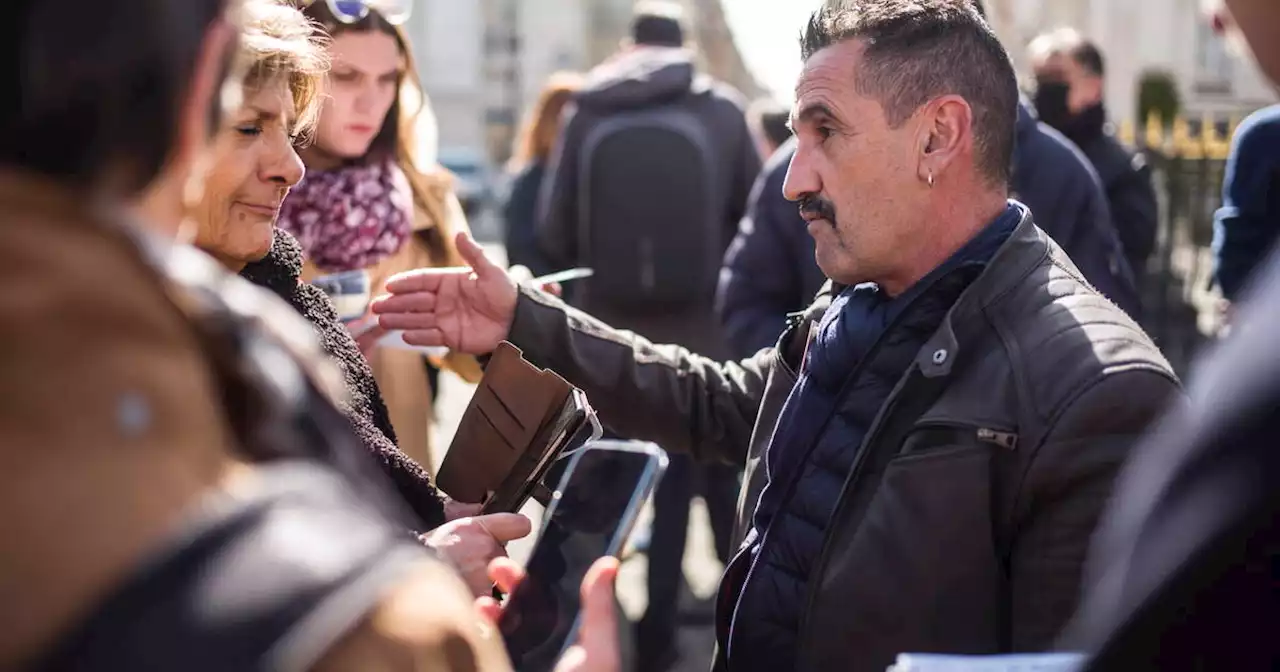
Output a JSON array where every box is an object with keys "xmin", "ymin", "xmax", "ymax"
[
  {"xmin": 911, "ymin": 420, "xmax": 1020, "ymax": 451},
  {"xmin": 726, "ymin": 312, "xmax": 808, "ymax": 661},
  {"xmin": 793, "ymin": 271, "xmax": 960, "ymax": 658},
  {"xmin": 795, "ymin": 366, "xmax": 914, "ymax": 656},
  {"xmin": 976, "ymin": 427, "xmax": 1019, "ymax": 450}
]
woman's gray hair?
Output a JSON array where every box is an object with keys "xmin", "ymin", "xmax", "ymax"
[{"xmin": 236, "ymin": 0, "xmax": 329, "ymax": 136}]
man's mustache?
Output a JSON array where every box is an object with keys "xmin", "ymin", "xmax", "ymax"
[{"xmin": 799, "ymin": 195, "xmax": 837, "ymax": 226}]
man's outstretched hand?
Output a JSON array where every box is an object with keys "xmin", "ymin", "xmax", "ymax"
[
  {"xmin": 372, "ymin": 232, "xmax": 519, "ymax": 355},
  {"xmin": 476, "ymin": 557, "xmax": 621, "ymax": 672}
]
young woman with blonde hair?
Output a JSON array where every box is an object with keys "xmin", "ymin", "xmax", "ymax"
[{"xmin": 279, "ymin": 0, "xmax": 482, "ymax": 471}]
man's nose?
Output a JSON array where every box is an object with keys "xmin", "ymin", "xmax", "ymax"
[{"xmin": 782, "ymin": 148, "xmax": 820, "ymax": 203}]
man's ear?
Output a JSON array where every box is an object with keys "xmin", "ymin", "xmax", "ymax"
[{"xmin": 916, "ymin": 95, "xmax": 972, "ymax": 185}]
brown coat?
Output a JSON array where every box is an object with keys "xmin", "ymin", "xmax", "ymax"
[
  {"xmin": 0, "ymin": 170, "xmax": 508, "ymax": 671},
  {"xmin": 303, "ymin": 188, "xmax": 481, "ymax": 473}
]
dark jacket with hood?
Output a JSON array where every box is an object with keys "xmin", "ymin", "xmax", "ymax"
[
  {"xmin": 1046, "ymin": 103, "xmax": 1159, "ymax": 280},
  {"xmin": 535, "ymin": 47, "xmax": 760, "ymax": 357},
  {"xmin": 240, "ymin": 228, "xmax": 446, "ymax": 531},
  {"xmin": 1009, "ymin": 100, "xmax": 1139, "ymax": 314},
  {"xmin": 715, "ymin": 100, "xmax": 1139, "ymax": 359}
]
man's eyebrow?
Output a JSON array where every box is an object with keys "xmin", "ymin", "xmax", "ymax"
[{"xmin": 789, "ymin": 102, "xmax": 837, "ymax": 130}]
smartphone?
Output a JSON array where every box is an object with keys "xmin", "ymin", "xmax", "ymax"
[{"xmin": 498, "ymin": 441, "xmax": 668, "ymax": 671}]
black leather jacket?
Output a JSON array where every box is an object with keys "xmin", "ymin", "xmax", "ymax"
[{"xmin": 505, "ymin": 208, "xmax": 1181, "ymax": 671}]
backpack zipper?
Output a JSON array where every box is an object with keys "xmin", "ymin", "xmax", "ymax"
[{"xmin": 639, "ymin": 237, "xmax": 656, "ymax": 292}]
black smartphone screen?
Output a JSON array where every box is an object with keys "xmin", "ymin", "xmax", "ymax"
[{"xmin": 498, "ymin": 447, "xmax": 657, "ymax": 671}]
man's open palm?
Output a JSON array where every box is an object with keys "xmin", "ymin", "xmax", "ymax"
[{"xmin": 372, "ymin": 232, "xmax": 519, "ymax": 355}]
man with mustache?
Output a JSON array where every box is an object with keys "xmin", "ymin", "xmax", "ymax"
[
  {"xmin": 375, "ymin": 1, "xmax": 1179, "ymax": 669},
  {"xmin": 717, "ymin": 0, "xmax": 1139, "ymax": 362}
]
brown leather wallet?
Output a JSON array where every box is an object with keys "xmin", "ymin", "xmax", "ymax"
[{"xmin": 436, "ymin": 342, "xmax": 595, "ymax": 512}]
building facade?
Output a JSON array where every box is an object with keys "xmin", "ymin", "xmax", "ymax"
[
  {"xmin": 407, "ymin": 0, "xmax": 762, "ymax": 168},
  {"xmin": 986, "ymin": 0, "xmax": 1275, "ymax": 126}
]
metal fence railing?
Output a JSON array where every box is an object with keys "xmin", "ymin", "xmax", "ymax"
[{"xmin": 1119, "ymin": 114, "xmax": 1237, "ymax": 375}]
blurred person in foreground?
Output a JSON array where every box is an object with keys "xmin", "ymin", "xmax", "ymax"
[
  {"xmin": 0, "ymin": 0, "xmax": 615, "ymax": 669},
  {"xmin": 188, "ymin": 0, "xmax": 526, "ymax": 575},
  {"xmin": 1205, "ymin": 3, "xmax": 1280, "ymax": 325},
  {"xmin": 717, "ymin": 0, "xmax": 1138, "ymax": 359},
  {"xmin": 375, "ymin": 1, "xmax": 1179, "ymax": 669},
  {"xmin": 1029, "ymin": 28, "xmax": 1159, "ymax": 285},
  {"xmin": 535, "ymin": 3, "xmax": 758, "ymax": 667},
  {"xmin": 503, "ymin": 72, "xmax": 583, "ymax": 279},
  {"xmin": 1065, "ymin": 0, "xmax": 1280, "ymax": 668},
  {"xmin": 279, "ymin": 0, "xmax": 483, "ymax": 472}
]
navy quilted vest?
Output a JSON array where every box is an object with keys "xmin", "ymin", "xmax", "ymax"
[{"xmin": 726, "ymin": 205, "xmax": 1021, "ymax": 671}]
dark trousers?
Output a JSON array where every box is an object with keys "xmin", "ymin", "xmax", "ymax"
[{"xmin": 640, "ymin": 454, "xmax": 740, "ymax": 637}]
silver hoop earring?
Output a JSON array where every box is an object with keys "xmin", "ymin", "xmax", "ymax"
[{"xmin": 927, "ymin": 173, "xmax": 935, "ymax": 188}]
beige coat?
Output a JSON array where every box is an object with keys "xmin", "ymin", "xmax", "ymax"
[
  {"xmin": 304, "ymin": 186, "xmax": 482, "ymax": 473},
  {"xmin": 0, "ymin": 170, "xmax": 508, "ymax": 670}
]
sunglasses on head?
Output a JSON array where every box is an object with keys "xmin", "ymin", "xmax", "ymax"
[{"xmin": 300, "ymin": 0, "xmax": 411, "ymax": 26}]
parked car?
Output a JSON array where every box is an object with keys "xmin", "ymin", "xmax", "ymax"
[{"xmin": 437, "ymin": 147, "xmax": 493, "ymax": 217}]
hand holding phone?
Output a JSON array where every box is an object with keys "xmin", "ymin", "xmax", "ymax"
[
  {"xmin": 493, "ymin": 441, "xmax": 667, "ymax": 672},
  {"xmin": 478, "ymin": 556, "xmax": 622, "ymax": 672}
]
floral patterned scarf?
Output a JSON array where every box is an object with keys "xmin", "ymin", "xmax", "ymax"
[{"xmin": 277, "ymin": 159, "xmax": 415, "ymax": 273}]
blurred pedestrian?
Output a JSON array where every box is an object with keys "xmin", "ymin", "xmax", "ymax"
[
  {"xmin": 503, "ymin": 71, "xmax": 583, "ymax": 278},
  {"xmin": 375, "ymin": 1, "xmax": 1179, "ymax": 669},
  {"xmin": 1065, "ymin": 1, "xmax": 1280, "ymax": 667},
  {"xmin": 0, "ymin": 0, "xmax": 543, "ymax": 668},
  {"xmin": 1030, "ymin": 28, "xmax": 1159, "ymax": 284},
  {"xmin": 749, "ymin": 97, "xmax": 793, "ymax": 160},
  {"xmin": 534, "ymin": 3, "xmax": 759, "ymax": 669},
  {"xmin": 717, "ymin": 1, "xmax": 1138, "ymax": 359},
  {"xmin": 1209, "ymin": 104, "xmax": 1280, "ymax": 324},
  {"xmin": 281, "ymin": 0, "xmax": 483, "ymax": 472}
]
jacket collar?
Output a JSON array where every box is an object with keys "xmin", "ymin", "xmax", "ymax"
[{"xmin": 913, "ymin": 204, "xmax": 1048, "ymax": 378}]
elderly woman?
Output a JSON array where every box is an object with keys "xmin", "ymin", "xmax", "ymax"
[
  {"xmin": 188, "ymin": 0, "xmax": 526, "ymax": 583},
  {"xmin": 0, "ymin": 0, "xmax": 589, "ymax": 667}
]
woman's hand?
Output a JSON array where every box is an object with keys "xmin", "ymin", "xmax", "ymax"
[
  {"xmin": 475, "ymin": 556, "xmax": 621, "ymax": 672},
  {"xmin": 346, "ymin": 311, "xmax": 386, "ymax": 357},
  {"xmin": 443, "ymin": 498, "xmax": 483, "ymax": 521},
  {"xmin": 420, "ymin": 513, "xmax": 532, "ymax": 597}
]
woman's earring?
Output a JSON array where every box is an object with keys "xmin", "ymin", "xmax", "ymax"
[{"xmin": 927, "ymin": 172, "xmax": 935, "ymax": 188}]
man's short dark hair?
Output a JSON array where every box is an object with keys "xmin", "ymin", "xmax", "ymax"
[
  {"xmin": 751, "ymin": 99, "xmax": 794, "ymax": 151},
  {"xmin": 0, "ymin": 0, "xmax": 230, "ymax": 197},
  {"xmin": 1073, "ymin": 42, "xmax": 1105, "ymax": 77},
  {"xmin": 1031, "ymin": 28, "xmax": 1106, "ymax": 77},
  {"xmin": 800, "ymin": 0, "xmax": 1018, "ymax": 186},
  {"xmin": 631, "ymin": 1, "xmax": 686, "ymax": 48}
]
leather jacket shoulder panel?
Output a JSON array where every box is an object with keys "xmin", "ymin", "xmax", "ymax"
[{"xmin": 984, "ymin": 232, "xmax": 1176, "ymax": 429}]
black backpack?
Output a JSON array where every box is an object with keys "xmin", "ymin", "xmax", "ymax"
[{"xmin": 577, "ymin": 103, "xmax": 722, "ymax": 312}]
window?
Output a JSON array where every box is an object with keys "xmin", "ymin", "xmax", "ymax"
[{"xmin": 1194, "ymin": 19, "xmax": 1233, "ymax": 94}]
